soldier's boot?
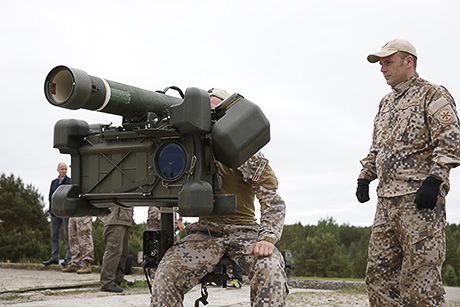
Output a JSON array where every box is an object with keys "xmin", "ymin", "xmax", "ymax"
[
  {"xmin": 76, "ymin": 260, "xmax": 92, "ymax": 274},
  {"xmin": 62, "ymin": 264, "xmax": 80, "ymax": 273}
]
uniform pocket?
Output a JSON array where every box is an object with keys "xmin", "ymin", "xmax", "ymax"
[{"xmin": 398, "ymin": 111, "xmax": 428, "ymax": 147}]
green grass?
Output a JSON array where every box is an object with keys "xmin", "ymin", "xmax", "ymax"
[
  {"xmin": 127, "ymin": 280, "xmax": 148, "ymax": 289},
  {"xmin": 0, "ymin": 293, "xmax": 21, "ymax": 301},
  {"xmin": 336, "ymin": 283, "xmax": 367, "ymax": 294}
]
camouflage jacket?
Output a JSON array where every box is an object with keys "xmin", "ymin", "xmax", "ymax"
[{"xmin": 359, "ymin": 73, "xmax": 460, "ymax": 197}]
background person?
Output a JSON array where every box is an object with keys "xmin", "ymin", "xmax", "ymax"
[
  {"xmin": 146, "ymin": 206, "xmax": 161, "ymax": 230},
  {"xmin": 147, "ymin": 206, "xmax": 184, "ymax": 237},
  {"xmin": 62, "ymin": 216, "xmax": 94, "ymax": 274},
  {"xmin": 100, "ymin": 207, "xmax": 134, "ymax": 293},
  {"xmin": 356, "ymin": 39, "xmax": 460, "ymax": 306},
  {"xmin": 42, "ymin": 162, "xmax": 72, "ymax": 266},
  {"xmin": 227, "ymin": 264, "xmax": 244, "ymax": 289}
]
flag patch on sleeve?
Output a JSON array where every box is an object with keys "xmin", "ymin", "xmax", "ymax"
[{"xmin": 252, "ymin": 158, "xmax": 268, "ymax": 182}]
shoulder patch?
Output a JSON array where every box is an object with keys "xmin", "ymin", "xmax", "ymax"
[
  {"xmin": 436, "ymin": 106, "xmax": 456, "ymax": 125},
  {"xmin": 252, "ymin": 158, "xmax": 268, "ymax": 182}
]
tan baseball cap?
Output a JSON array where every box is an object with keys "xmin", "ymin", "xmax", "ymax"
[
  {"xmin": 207, "ymin": 88, "xmax": 230, "ymax": 100},
  {"xmin": 367, "ymin": 39, "xmax": 417, "ymax": 63}
]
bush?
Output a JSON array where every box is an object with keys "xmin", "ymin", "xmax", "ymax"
[
  {"xmin": 442, "ymin": 264, "xmax": 458, "ymax": 286},
  {"xmin": 0, "ymin": 174, "xmax": 50, "ymax": 262}
]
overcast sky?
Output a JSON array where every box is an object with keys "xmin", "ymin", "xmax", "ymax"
[{"xmin": 1, "ymin": 0, "xmax": 460, "ymax": 227}]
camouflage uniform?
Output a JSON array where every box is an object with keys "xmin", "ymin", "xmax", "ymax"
[
  {"xmin": 68, "ymin": 216, "xmax": 94, "ymax": 265},
  {"xmin": 147, "ymin": 206, "xmax": 180, "ymax": 230},
  {"xmin": 359, "ymin": 73, "xmax": 460, "ymax": 306},
  {"xmin": 151, "ymin": 152, "xmax": 288, "ymax": 307},
  {"xmin": 147, "ymin": 206, "xmax": 161, "ymax": 230}
]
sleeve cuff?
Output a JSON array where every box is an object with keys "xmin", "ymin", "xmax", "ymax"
[
  {"xmin": 430, "ymin": 163, "xmax": 449, "ymax": 182},
  {"xmin": 259, "ymin": 236, "xmax": 277, "ymax": 245}
]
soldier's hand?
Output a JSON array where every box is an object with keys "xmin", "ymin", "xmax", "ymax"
[
  {"xmin": 356, "ymin": 179, "xmax": 370, "ymax": 203},
  {"xmin": 249, "ymin": 241, "xmax": 274, "ymax": 257},
  {"xmin": 415, "ymin": 176, "xmax": 442, "ymax": 210}
]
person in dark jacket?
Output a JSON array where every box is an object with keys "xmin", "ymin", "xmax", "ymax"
[{"xmin": 42, "ymin": 162, "xmax": 72, "ymax": 266}]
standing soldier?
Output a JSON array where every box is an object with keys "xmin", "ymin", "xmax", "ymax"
[
  {"xmin": 356, "ymin": 39, "xmax": 460, "ymax": 306},
  {"xmin": 62, "ymin": 216, "xmax": 94, "ymax": 274}
]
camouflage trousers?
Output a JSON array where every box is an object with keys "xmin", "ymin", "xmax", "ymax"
[
  {"xmin": 150, "ymin": 221, "xmax": 288, "ymax": 307},
  {"xmin": 366, "ymin": 194, "xmax": 446, "ymax": 307},
  {"xmin": 68, "ymin": 216, "xmax": 94, "ymax": 265}
]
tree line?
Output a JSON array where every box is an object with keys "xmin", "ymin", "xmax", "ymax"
[
  {"xmin": 0, "ymin": 173, "xmax": 146, "ymax": 267},
  {"xmin": 1, "ymin": 173, "xmax": 460, "ymax": 286},
  {"xmin": 277, "ymin": 218, "xmax": 460, "ymax": 286}
]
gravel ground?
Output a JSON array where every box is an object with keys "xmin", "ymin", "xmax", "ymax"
[
  {"xmin": 0, "ymin": 285, "xmax": 371, "ymax": 306},
  {"xmin": 1, "ymin": 264, "xmax": 460, "ymax": 306},
  {"xmin": 220, "ymin": 289, "xmax": 371, "ymax": 307}
]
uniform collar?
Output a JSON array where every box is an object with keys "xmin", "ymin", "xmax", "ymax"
[{"xmin": 391, "ymin": 73, "xmax": 419, "ymax": 97}]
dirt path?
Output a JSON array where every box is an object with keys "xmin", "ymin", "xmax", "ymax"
[{"xmin": 1, "ymin": 264, "xmax": 460, "ymax": 306}]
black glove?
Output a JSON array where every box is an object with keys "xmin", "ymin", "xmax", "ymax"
[
  {"xmin": 356, "ymin": 179, "xmax": 370, "ymax": 203},
  {"xmin": 415, "ymin": 176, "xmax": 442, "ymax": 210}
]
